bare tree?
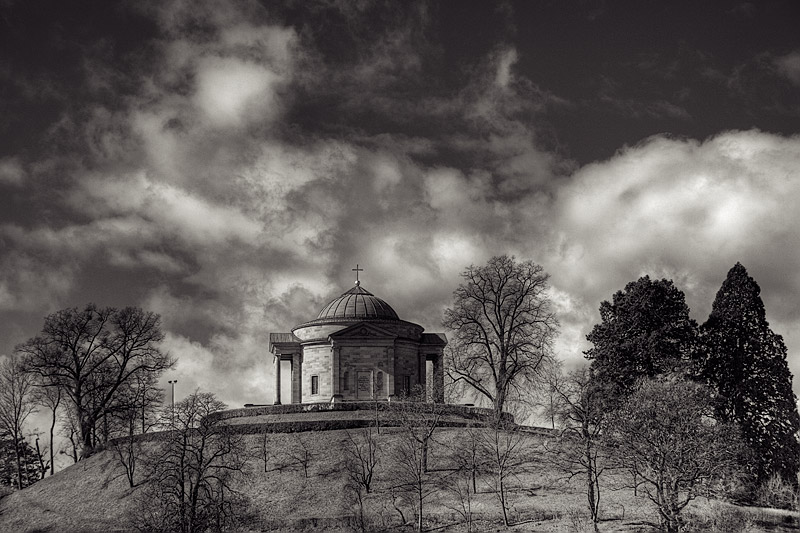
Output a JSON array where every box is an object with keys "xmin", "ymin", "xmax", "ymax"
[
  {"xmin": 443, "ymin": 256, "xmax": 559, "ymax": 416},
  {"xmin": 258, "ymin": 432, "xmax": 271, "ymax": 473},
  {"xmin": 0, "ymin": 353, "xmax": 37, "ymax": 489},
  {"xmin": 31, "ymin": 382, "xmax": 61, "ymax": 476},
  {"xmin": 609, "ymin": 377, "xmax": 743, "ymax": 533},
  {"xmin": 133, "ymin": 391, "xmax": 248, "ymax": 533},
  {"xmin": 397, "ymin": 385, "xmax": 442, "ymax": 473},
  {"xmin": 440, "ymin": 469, "xmax": 475, "ymax": 532},
  {"xmin": 392, "ymin": 429, "xmax": 439, "ymax": 532},
  {"xmin": 31, "ymin": 434, "xmax": 49, "ymax": 480},
  {"xmin": 443, "ymin": 429, "xmax": 484, "ymax": 532},
  {"xmin": 111, "ymin": 434, "xmax": 141, "ymax": 488},
  {"xmin": 59, "ymin": 406, "xmax": 81, "ymax": 465},
  {"xmin": 105, "ymin": 369, "xmax": 165, "ymax": 487},
  {"xmin": 392, "ymin": 388, "xmax": 444, "ymax": 531},
  {"xmin": 533, "ymin": 359, "xmax": 566, "ymax": 429},
  {"xmin": 478, "ymin": 421, "xmax": 530, "ymax": 527},
  {"xmin": 344, "ymin": 427, "xmax": 380, "ymax": 530},
  {"xmin": 344, "ymin": 427, "xmax": 380, "ymax": 494},
  {"xmin": 286, "ymin": 434, "xmax": 314, "ymax": 478},
  {"xmin": 549, "ymin": 366, "xmax": 610, "ymax": 531},
  {"xmin": 107, "ymin": 371, "xmax": 164, "ymax": 437},
  {"xmin": 18, "ymin": 304, "xmax": 173, "ymax": 458},
  {"xmin": 451, "ymin": 428, "xmax": 483, "ymax": 496}
]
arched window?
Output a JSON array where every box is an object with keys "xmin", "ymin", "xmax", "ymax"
[{"xmin": 376, "ymin": 371, "xmax": 383, "ymax": 391}]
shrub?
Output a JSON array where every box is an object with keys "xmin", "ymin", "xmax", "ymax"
[
  {"xmin": 683, "ymin": 502, "xmax": 756, "ymax": 533},
  {"xmin": 756, "ymin": 473, "xmax": 796, "ymax": 510}
]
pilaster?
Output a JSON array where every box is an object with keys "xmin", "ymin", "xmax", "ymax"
[
  {"xmin": 331, "ymin": 345, "xmax": 341, "ymax": 398},
  {"xmin": 387, "ymin": 346, "xmax": 395, "ymax": 397}
]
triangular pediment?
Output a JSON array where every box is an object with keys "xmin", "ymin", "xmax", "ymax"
[{"xmin": 329, "ymin": 321, "xmax": 398, "ymax": 340}]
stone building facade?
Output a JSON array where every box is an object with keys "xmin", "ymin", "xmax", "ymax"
[{"xmin": 269, "ymin": 280, "xmax": 446, "ymax": 404}]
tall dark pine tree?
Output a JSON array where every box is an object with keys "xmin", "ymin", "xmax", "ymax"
[
  {"xmin": 698, "ymin": 263, "xmax": 800, "ymax": 485},
  {"xmin": 585, "ymin": 276, "xmax": 698, "ymax": 410}
]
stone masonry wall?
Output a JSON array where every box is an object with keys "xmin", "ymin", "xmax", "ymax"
[
  {"xmin": 338, "ymin": 345, "xmax": 392, "ymax": 401},
  {"xmin": 301, "ymin": 344, "xmax": 331, "ymax": 402},
  {"xmin": 394, "ymin": 341, "xmax": 421, "ymax": 395}
]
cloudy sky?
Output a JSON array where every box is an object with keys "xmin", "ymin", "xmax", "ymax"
[{"xmin": 2, "ymin": 0, "xmax": 800, "ymax": 409}]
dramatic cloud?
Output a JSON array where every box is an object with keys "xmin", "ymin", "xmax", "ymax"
[
  {"xmin": 2, "ymin": 0, "xmax": 800, "ymax": 416},
  {"xmin": 549, "ymin": 130, "xmax": 800, "ymax": 366}
]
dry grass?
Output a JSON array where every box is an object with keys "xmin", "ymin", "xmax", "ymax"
[{"xmin": 0, "ymin": 427, "xmax": 796, "ymax": 532}]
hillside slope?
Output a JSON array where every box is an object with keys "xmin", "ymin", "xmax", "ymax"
[{"xmin": 0, "ymin": 428, "xmax": 796, "ymax": 532}]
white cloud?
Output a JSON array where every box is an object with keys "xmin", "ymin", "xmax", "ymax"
[
  {"xmin": 0, "ymin": 158, "xmax": 25, "ymax": 186},
  {"xmin": 548, "ymin": 130, "xmax": 800, "ymax": 369},
  {"xmin": 774, "ymin": 50, "xmax": 800, "ymax": 86},
  {"xmin": 495, "ymin": 48, "xmax": 518, "ymax": 89},
  {"xmin": 71, "ymin": 172, "xmax": 262, "ymax": 247},
  {"xmin": 0, "ymin": 249, "xmax": 75, "ymax": 312},
  {"xmin": 193, "ymin": 57, "xmax": 281, "ymax": 128}
]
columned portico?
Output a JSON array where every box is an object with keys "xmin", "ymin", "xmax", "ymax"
[{"xmin": 269, "ymin": 334, "xmax": 303, "ymax": 405}]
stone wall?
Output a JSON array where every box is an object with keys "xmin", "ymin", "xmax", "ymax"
[
  {"xmin": 338, "ymin": 345, "xmax": 392, "ymax": 401},
  {"xmin": 394, "ymin": 341, "xmax": 422, "ymax": 395},
  {"xmin": 301, "ymin": 344, "xmax": 332, "ymax": 402}
]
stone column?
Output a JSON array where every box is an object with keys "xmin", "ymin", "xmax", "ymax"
[
  {"xmin": 273, "ymin": 355, "xmax": 281, "ymax": 405},
  {"xmin": 292, "ymin": 352, "xmax": 302, "ymax": 404},
  {"xmin": 433, "ymin": 353, "xmax": 444, "ymax": 403},
  {"xmin": 425, "ymin": 358, "xmax": 434, "ymax": 402}
]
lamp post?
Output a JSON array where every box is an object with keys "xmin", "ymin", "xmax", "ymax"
[{"xmin": 168, "ymin": 380, "xmax": 177, "ymax": 424}]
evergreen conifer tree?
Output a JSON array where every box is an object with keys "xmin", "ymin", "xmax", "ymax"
[
  {"xmin": 585, "ymin": 276, "xmax": 698, "ymax": 410},
  {"xmin": 698, "ymin": 263, "xmax": 800, "ymax": 485}
]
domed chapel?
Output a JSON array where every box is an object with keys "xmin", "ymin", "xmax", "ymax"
[{"xmin": 269, "ymin": 267, "xmax": 447, "ymax": 404}]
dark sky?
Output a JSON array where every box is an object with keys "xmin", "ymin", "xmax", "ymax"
[{"xmin": 2, "ymin": 0, "xmax": 800, "ymax": 408}]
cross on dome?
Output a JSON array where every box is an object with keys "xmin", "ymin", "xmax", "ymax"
[{"xmin": 352, "ymin": 264, "xmax": 364, "ymax": 285}]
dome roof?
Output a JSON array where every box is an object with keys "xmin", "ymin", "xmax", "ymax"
[{"xmin": 317, "ymin": 283, "xmax": 399, "ymax": 321}]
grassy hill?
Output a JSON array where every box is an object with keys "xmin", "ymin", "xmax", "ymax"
[{"xmin": 0, "ymin": 427, "xmax": 797, "ymax": 532}]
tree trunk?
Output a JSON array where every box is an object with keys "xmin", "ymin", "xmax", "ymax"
[
  {"xmin": 585, "ymin": 432, "xmax": 600, "ymax": 525},
  {"xmin": 35, "ymin": 437, "xmax": 46, "ymax": 479},
  {"xmin": 499, "ymin": 475, "xmax": 509, "ymax": 526},
  {"xmin": 417, "ymin": 484, "xmax": 423, "ymax": 532},
  {"xmin": 663, "ymin": 516, "xmax": 679, "ymax": 533},
  {"xmin": 66, "ymin": 427, "xmax": 79, "ymax": 464},
  {"xmin": 493, "ymin": 386, "xmax": 506, "ymax": 419},
  {"xmin": 587, "ymin": 466, "xmax": 596, "ymax": 518},
  {"xmin": 14, "ymin": 434, "xmax": 23, "ymax": 489},
  {"xmin": 49, "ymin": 410, "xmax": 57, "ymax": 475},
  {"xmin": 80, "ymin": 416, "xmax": 94, "ymax": 459}
]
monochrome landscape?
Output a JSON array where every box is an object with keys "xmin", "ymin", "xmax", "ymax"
[{"xmin": 2, "ymin": 1, "xmax": 800, "ymax": 531}]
